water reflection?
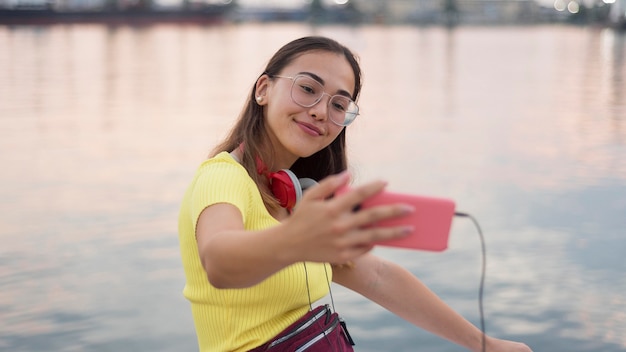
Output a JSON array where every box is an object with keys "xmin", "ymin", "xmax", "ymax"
[{"xmin": 0, "ymin": 23, "xmax": 625, "ymax": 351}]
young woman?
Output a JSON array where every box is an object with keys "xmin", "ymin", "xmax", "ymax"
[{"xmin": 178, "ymin": 36, "xmax": 532, "ymax": 352}]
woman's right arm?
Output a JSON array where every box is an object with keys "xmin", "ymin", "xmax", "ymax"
[
  {"xmin": 196, "ymin": 202, "xmax": 297, "ymax": 289},
  {"xmin": 196, "ymin": 172, "xmax": 414, "ymax": 289}
]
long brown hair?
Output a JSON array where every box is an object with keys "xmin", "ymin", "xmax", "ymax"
[{"xmin": 211, "ymin": 36, "xmax": 363, "ymax": 211}]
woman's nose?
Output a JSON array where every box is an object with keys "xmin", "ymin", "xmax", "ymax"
[{"xmin": 309, "ymin": 93, "xmax": 331, "ymax": 121}]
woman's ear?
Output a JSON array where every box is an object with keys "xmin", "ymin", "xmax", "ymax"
[{"xmin": 255, "ymin": 74, "xmax": 270, "ymax": 105}]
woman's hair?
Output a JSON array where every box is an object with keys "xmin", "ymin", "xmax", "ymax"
[{"xmin": 211, "ymin": 36, "xmax": 363, "ymax": 211}]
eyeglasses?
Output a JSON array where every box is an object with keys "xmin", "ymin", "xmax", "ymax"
[{"xmin": 273, "ymin": 75, "xmax": 359, "ymax": 126}]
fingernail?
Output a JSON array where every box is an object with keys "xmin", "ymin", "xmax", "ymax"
[
  {"xmin": 401, "ymin": 205, "xmax": 415, "ymax": 214},
  {"xmin": 401, "ymin": 226, "xmax": 414, "ymax": 236}
]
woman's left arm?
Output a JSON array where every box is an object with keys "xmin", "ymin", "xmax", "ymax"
[{"xmin": 332, "ymin": 253, "xmax": 532, "ymax": 352}]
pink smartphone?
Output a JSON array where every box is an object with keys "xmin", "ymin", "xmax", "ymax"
[{"xmin": 340, "ymin": 187, "xmax": 456, "ymax": 252}]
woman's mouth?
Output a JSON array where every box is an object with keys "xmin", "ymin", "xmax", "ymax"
[{"xmin": 296, "ymin": 121, "xmax": 323, "ymax": 136}]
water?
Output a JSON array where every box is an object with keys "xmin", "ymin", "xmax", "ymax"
[{"xmin": 0, "ymin": 22, "xmax": 624, "ymax": 352}]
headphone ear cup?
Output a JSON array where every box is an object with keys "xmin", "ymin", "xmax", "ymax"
[
  {"xmin": 298, "ymin": 178, "xmax": 318, "ymax": 192},
  {"xmin": 268, "ymin": 169, "xmax": 302, "ymax": 211}
]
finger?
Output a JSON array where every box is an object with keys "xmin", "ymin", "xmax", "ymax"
[
  {"xmin": 350, "ymin": 203, "xmax": 414, "ymax": 228},
  {"xmin": 331, "ymin": 180, "xmax": 388, "ymax": 212},
  {"xmin": 301, "ymin": 170, "xmax": 351, "ymax": 201},
  {"xmin": 350, "ymin": 225, "xmax": 412, "ymax": 247}
]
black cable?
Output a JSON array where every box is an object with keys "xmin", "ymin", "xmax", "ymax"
[
  {"xmin": 303, "ymin": 262, "xmax": 313, "ymax": 311},
  {"xmin": 323, "ymin": 264, "xmax": 336, "ymax": 313},
  {"xmin": 304, "ymin": 262, "xmax": 339, "ymax": 349},
  {"xmin": 454, "ymin": 211, "xmax": 487, "ymax": 352}
]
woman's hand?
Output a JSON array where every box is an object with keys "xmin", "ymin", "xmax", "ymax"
[
  {"xmin": 281, "ymin": 171, "xmax": 414, "ymax": 265},
  {"xmin": 197, "ymin": 171, "xmax": 412, "ymax": 288},
  {"xmin": 480, "ymin": 336, "xmax": 533, "ymax": 352}
]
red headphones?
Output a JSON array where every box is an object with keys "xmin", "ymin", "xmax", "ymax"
[
  {"xmin": 255, "ymin": 157, "xmax": 317, "ymax": 211},
  {"xmin": 231, "ymin": 145, "xmax": 317, "ymax": 211}
]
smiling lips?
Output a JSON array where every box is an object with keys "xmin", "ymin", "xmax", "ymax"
[{"xmin": 296, "ymin": 120, "xmax": 323, "ymax": 136}]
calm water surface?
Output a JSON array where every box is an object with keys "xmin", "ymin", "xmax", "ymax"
[{"xmin": 0, "ymin": 23, "xmax": 625, "ymax": 352}]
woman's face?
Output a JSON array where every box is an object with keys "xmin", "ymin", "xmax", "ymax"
[{"xmin": 257, "ymin": 51, "xmax": 355, "ymax": 169}]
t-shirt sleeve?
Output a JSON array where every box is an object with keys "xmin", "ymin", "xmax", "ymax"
[{"xmin": 190, "ymin": 160, "xmax": 251, "ymax": 230}]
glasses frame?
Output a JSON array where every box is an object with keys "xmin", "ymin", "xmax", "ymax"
[{"xmin": 272, "ymin": 74, "xmax": 359, "ymax": 127}]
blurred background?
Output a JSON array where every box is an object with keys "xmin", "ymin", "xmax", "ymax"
[
  {"xmin": 1, "ymin": 1, "xmax": 625, "ymax": 351},
  {"xmin": 1, "ymin": 0, "xmax": 626, "ymax": 27}
]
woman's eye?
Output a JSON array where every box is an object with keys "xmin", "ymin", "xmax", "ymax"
[
  {"xmin": 332, "ymin": 99, "xmax": 347, "ymax": 112},
  {"xmin": 299, "ymin": 84, "xmax": 316, "ymax": 95}
]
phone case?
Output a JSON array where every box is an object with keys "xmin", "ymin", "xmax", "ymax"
[{"xmin": 341, "ymin": 188, "xmax": 456, "ymax": 252}]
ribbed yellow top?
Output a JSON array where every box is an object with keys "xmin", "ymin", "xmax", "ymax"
[{"xmin": 178, "ymin": 152, "xmax": 331, "ymax": 352}]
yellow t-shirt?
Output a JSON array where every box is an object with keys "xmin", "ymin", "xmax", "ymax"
[{"xmin": 178, "ymin": 152, "xmax": 331, "ymax": 352}]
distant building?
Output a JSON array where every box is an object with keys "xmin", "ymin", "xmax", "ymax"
[
  {"xmin": 353, "ymin": 0, "xmax": 542, "ymax": 24},
  {"xmin": 608, "ymin": 0, "xmax": 626, "ymax": 28}
]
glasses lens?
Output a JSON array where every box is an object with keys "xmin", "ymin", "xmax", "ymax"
[
  {"xmin": 291, "ymin": 76, "xmax": 323, "ymax": 107},
  {"xmin": 329, "ymin": 96, "xmax": 359, "ymax": 126}
]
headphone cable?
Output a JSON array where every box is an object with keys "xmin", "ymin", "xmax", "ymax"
[{"xmin": 454, "ymin": 211, "xmax": 487, "ymax": 352}]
